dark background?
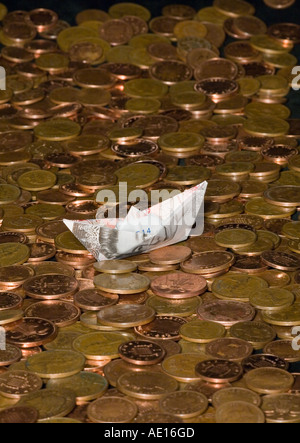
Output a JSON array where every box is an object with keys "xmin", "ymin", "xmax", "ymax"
[{"xmin": 6, "ymin": 0, "xmax": 300, "ymax": 117}]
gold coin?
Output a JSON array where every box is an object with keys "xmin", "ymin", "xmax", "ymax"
[
  {"xmin": 35, "ymin": 53, "xmax": 69, "ymax": 73},
  {"xmin": 46, "ymin": 372, "xmax": 108, "ymax": 402},
  {"xmin": 262, "ymin": 304, "xmax": 300, "ymax": 326},
  {"xmin": 230, "ymin": 321, "xmax": 276, "ymax": 350},
  {"xmin": 117, "ymin": 371, "xmax": 178, "ymax": 400},
  {"xmin": 180, "ymin": 320, "xmax": 226, "ymax": 344},
  {"xmin": 0, "ymin": 243, "xmax": 30, "ymax": 267},
  {"xmin": 212, "ymin": 387, "xmax": 261, "ymax": 409},
  {"xmin": 262, "ymin": 394, "xmax": 300, "ymax": 424},
  {"xmin": 158, "ymin": 132, "xmax": 205, "ymax": 152},
  {"xmin": 55, "ymin": 231, "xmax": 88, "ymax": 255},
  {"xmin": 263, "ymin": 340, "xmax": 300, "ymax": 363},
  {"xmin": 72, "ymin": 331, "xmax": 135, "ymax": 360},
  {"xmin": 93, "ymin": 260, "xmax": 137, "ymax": 275},
  {"xmin": 26, "ymin": 203, "xmax": 65, "ymax": 221},
  {"xmin": 129, "ymin": 34, "xmax": 169, "ymax": 49},
  {"xmin": 165, "ymin": 166, "xmax": 211, "ymax": 185},
  {"xmin": 87, "ymin": 396, "xmax": 138, "ymax": 423},
  {"xmin": 109, "ymin": 3, "xmax": 151, "ymax": 22},
  {"xmin": 251, "ymin": 34, "xmax": 292, "ymax": 55},
  {"xmin": 215, "ymin": 401, "xmax": 265, "ymax": 424},
  {"xmin": 17, "ymin": 170, "xmax": 57, "ymax": 192},
  {"xmin": 244, "ymin": 368, "xmax": 294, "ymax": 394},
  {"xmin": 162, "ymin": 353, "xmax": 208, "ymax": 383},
  {"xmin": 25, "ymin": 350, "xmax": 85, "ymax": 379},
  {"xmin": 124, "ymin": 78, "xmax": 168, "ymax": 99},
  {"xmin": 115, "ymin": 163, "xmax": 160, "ymax": 188},
  {"xmin": 34, "ymin": 118, "xmax": 81, "ymax": 141},
  {"xmin": 174, "ymin": 21, "xmax": 207, "ymax": 39},
  {"xmin": 245, "ymin": 198, "xmax": 295, "ymax": 220},
  {"xmin": 212, "ymin": 274, "xmax": 268, "ymax": 302},
  {"xmin": 257, "ymin": 270, "xmax": 291, "ymax": 288},
  {"xmin": 245, "ymin": 102, "xmax": 291, "ymax": 120},
  {"xmin": 244, "ymin": 117, "xmax": 290, "ymax": 138},
  {"xmin": 215, "ymin": 229, "xmax": 257, "ymax": 249},
  {"xmin": 214, "ymin": 0, "xmax": 255, "ymax": 17},
  {"xmin": 125, "ymin": 98, "xmax": 161, "ymax": 114},
  {"xmin": 0, "ymin": 310, "xmax": 23, "ymax": 326},
  {"xmin": 249, "ymin": 288, "xmax": 294, "ymax": 311},
  {"xmin": 196, "ymin": 7, "xmax": 228, "ymax": 25},
  {"xmin": 238, "ymin": 77, "xmax": 261, "ymax": 97},
  {"xmin": 57, "ymin": 26, "xmax": 98, "ymax": 52},
  {"xmin": 17, "ymin": 388, "xmax": 76, "ymax": 420},
  {"xmin": 97, "ymin": 304, "xmax": 155, "ymax": 328},
  {"xmin": 108, "ymin": 128, "xmax": 143, "ymax": 143},
  {"xmin": 159, "ymin": 391, "xmax": 208, "ymax": 419},
  {"xmin": 282, "ymin": 222, "xmax": 300, "ymax": 240},
  {"xmin": 146, "ymin": 296, "xmax": 201, "ymax": 318}
]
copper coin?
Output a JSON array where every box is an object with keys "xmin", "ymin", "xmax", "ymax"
[
  {"xmin": 122, "ymin": 15, "xmax": 148, "ymax": 36},
  {"xmin": 262, "ymin": 146, "xmax": 298, "ymax": 165},
  {"xmin": 135, "ymin": 316, "xmax": 187, "ymax": 341},
  {"xmin": 35, "ymin": 220, "xmax": 68, "ymax": 244},
  {"xmin": 99, "ymin": 19, "xmax": 134, "ymax": 46},
  {"xmin": 151, "ymin": 273, "xmax": 207, "ymax": 299},
  {"xmin": 24, "ymin": 301, "xmax": 81, "ymax": 328},
  {"xmin": 45, "ymin": 153, "xmax": 79, "ymax": 169},
  {"xmin": 0, "ymin": 131, "xmax": 32, "ymax": 154},
  {"xmin": 186, "ymin": 155, "xmax": 224, "ymax": 169},
  {"xmin": 119, "ymin": 340, "xmax": 166, "ymax": 366},
  {"xmin": 242, "ymin": 354, "xmax": 289, "ymax": 373},
  {"xmin": 162, "ymin": 4, "xmax": 196, "ymax": 19},
  {"xmin": 261, "ymin": 251, "xmax": 300, "ymax": 272},
  {"xmin": 185, "ymin": 237, "xmax": 225, "ymax": 254},
  {"xmin": 111, "ymin": 139, "xmax": 159, "ymax": 158},
  {"xmin": 103, "ymin": 63, "xmax": 142, "ymax": 81},
  {"xmin": 206, "ymin": 338, "xmax": 254, "ymax": 362},
  {"xmin": 202, "ymin": 126, "xmax": 237, "ymax": 143},
  {"xmin": 239, "ymin": 136, "xmax": 275, "ymax": 151},
  {"xmin": 195, "ymin": 58, "xmax": 238, "ymax": 81},
  {"xmin": 3, "ymin": 22, "xmax": 37, "ymax": 43},
  {"xmin": 149, "ymin": 246, "xmax": 192, "ymax": 265},
  {"xmin": 195, "ymin": 359, "xmax": 243, "ymax": 384},
  {"xmin": 0, "ymin": 293, "xmax": 23, "ymax": 312},
  {"xmin": 59, "ymin": 183, "xmax": 94, "ymax": 198},
  {"xmin": 74, "ymin": 289, "xmax": 119, "ymax": 311},
  {"xmin": 232, "ymin": 256, "xmax": 268, "ymax": 274},
  {"xmin": 161, "ymin": 109, "xmax": 192, "ymax": 121},
  {"xmin": 0, "ymin": 344, "xmax": 22, "ymax": 367},
  {"xmin": 23, "ymin": 274, "xmax": 79, "ymax": 300},
  {"xmin": 195, "ymin": 78, "xmax": 239, "ymax": 101},
  {"xmin": 264, "ymin": 219, "xmax": 291, "ymax": 236},
  {"xmin": 118, "ymin": 292, "xmax": 149, "ymax": 305},
  {"xmin": 25, "ymin": 39, "xmax": 58, "ymax": 55},
  {"xmin": 0, "ymin": 233, "xmax": 28, "ymax": 244},
  {"xmin": 36, "ymin": 190, "xmax": 74, "ymax": 206},
  {"xmin": 28, "ymin": 243, "xmax": 56, "ymax": 263},
  {"xmin": 73, "ymin": 68, "xmax": 116, "ymax": 89},
  {"xmin": 26, "ymin": 9, "xmax": 58, "ymax": 32},
  {"xmin": 0, "ymin": 266, "xmax": 34, "ymax": 289},
  {"xmin": 66, "ymin": 201, "xmax": 99, "ymax": 217},
  {"xmin": 184, "ymin": 380, "xmax": 231, "ymax": 403},
  {"xmin": 224, "ymin": 41, "xmax": 261, "ymax": 63},
  {"xmin": 0, "ymin": 406, "xmax": 39, "ymax": 424},
  {"xmin": 6, "ymin": 317, "xmax": 57, "ymax": 348},
  {"xmin": 148, "ymin": 43, "xmax": 178, "ymax": 61},
  {"xmin": 242, "ymin": 62, "xmax": 276, "ymax": 77},
  {"xmin": 181, "ymin": 251, "xmax": 235, "ymax": 275},
  {"xmin": 197, "ymin": 301, "xmax": 256, "ymax": 328},
  {"xmin": 268, "ymin": 23, "xmax": 300, "ymax": 45},
  {"xmin": 56, "ymin": 252, "xmax": 95, "ymax": 270},
  {"xmin": 123, "ymin": 115, "xmax": 179, "ymax": 140}
]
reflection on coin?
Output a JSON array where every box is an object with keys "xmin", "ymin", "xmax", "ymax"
[{"xmin": 216, "ymin": 401, "xmax": 265, "ymax": 424}]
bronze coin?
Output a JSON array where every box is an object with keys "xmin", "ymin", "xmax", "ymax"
[
  {"xmin": 99, "ymin": 19, "xmax": 134, "ymax": 46},
  {"xmin": 195, "ymin": 359, "xmax": 243, "ymax": 384},
  {"xmin": 0, "ymin": 293, "xmax": 23, "ymax": 311},
  {"xmin": 242, "ymin": 354, "xmax": 289, "ymax": 373},
  {"xmin": 111, "ymin": 139, "xmax": 159, "ymax": 158},
  {"xmin": 0, "ymin": 266, "xmax": 34, "ymax": 289},
  {"xmin": 119, "ymin": 340, "xmax": 166, "ymax": 366},
  {"xmin": 198, "ymin": 301, "xmax": 256, "ymax": 328},
  {"xmin": 118, "ymin": 292, "xmax": 149, "ymax": 305},
  {"xmin": 149, "ymin": 246, "xmax": 192, "ymax": 265},
  {"xmin": 24, "ymin": 301, "xmax": 81, "ymax": 328},
  {"xmin": 0, "ymin": 344, "xmax": 22, "ymax": 367},
  {"xmin": 74, "ymin": 289, "xmax": 119, "ymax": 311},
  {"xmin": 150, "ymin": 61, "xmax": 193, "ymax": 86},
  {"xmin": 0, "ymin": 406, "xmax": 39, "ymax": 424},
  {"xmin": 232, "ymin": 256, "xmax": 268, "ymax": 274},
  {"xmin": 23, "ymin": 274, "xmax": 79, "ymax": 300},
  {"xmin": 135, "ymin": 316, "xmax": 187, "ymax": 341},
  {"xmin": 150, "ymin": 273, "xmax": 207, "ymax": 299},
  {"xmin": 26, "ymin": 8, "xmax": 58, "ymax": 32},
  {"xmin": 56, "ymin": 252, "xmax": 95, "ymax": 270},
  {"xmin": 35, "ymin": 220, "xmax": 68, "ymax": 244},
  {"xmin": 195, "ymin": 78, "xmax": 239, "ymax": 102},
  {"xmin": 6, "ymin": 317, "xmax": 58, "ymax": 348},
  {"xmin": 261, "ymin": 251, "xmax": 300, "ymax": 272}
]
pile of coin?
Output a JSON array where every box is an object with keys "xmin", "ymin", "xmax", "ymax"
[{"xmin": 0, "ymin": 0, "xmax": 299, "ymax": 424}]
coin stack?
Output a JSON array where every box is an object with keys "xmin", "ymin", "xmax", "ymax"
[{"xmin": 0, "ymin": 0, "xmax": 299, "ymax": 424}]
